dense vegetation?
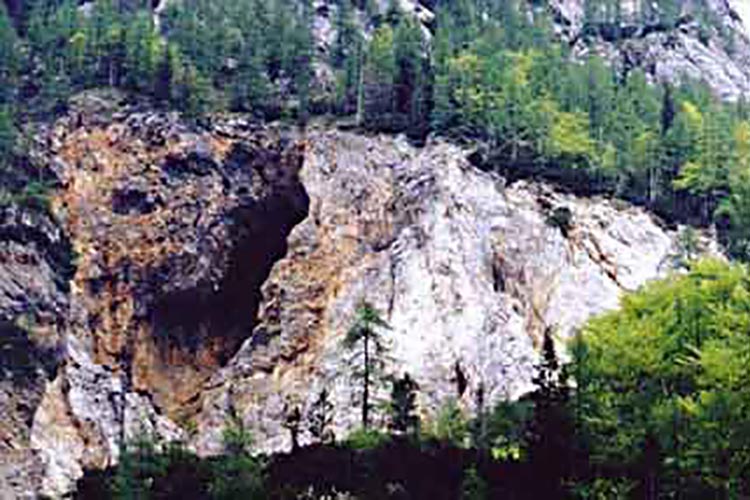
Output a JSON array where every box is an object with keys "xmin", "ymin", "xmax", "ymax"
[{"xmin": 0, "ymin": 0, "xmax": 749, "ymax": 258}]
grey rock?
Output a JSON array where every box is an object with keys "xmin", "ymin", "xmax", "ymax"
[{"xmin": 193, "ymin": 129, "xmax": 713, "ymax": 456}]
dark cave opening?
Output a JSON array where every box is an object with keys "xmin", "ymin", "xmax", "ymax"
[{"xmin": 149, "ymin": 143, "xmax": 310, "ymax": 367}]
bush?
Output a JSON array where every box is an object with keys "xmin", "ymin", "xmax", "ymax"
[
  {"xmin": 210, "ymin": 414, "xmax": 266, "ymax": 499},
  {"xmin": 17, "ymin": 181, "xmax": 50, "ymax": 211},
  {"xmin": 487, "ymin": 399, "xmax": 533, "ymax": 461},
  {"xmin": 428, "ymin": 399, "xmax": 469, "ymax": 448},
  {"xmin": 345, "ymin": 428, "xmax": 390, "ymax": 451},
  {"xmin": 569, "ymin": 477, "xmax": 636, "ymax": 500},
  {"xmin": 545, "ymin": 206, "xmax": 573, "ymax": 237}
]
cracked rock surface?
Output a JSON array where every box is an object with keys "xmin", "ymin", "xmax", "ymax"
[{"xmin": 193, "ymin": 128, "xmax": 710, "ymax": 455}]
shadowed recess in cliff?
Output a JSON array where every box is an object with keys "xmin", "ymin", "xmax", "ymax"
[{"xmin": 149, "ymin": 142, "xmax": 310, "ymax": 366}]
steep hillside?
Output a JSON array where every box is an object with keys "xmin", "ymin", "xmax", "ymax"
[{"xmin": 0, "ymin": 91, "xmax": 717, "ymax": 496}]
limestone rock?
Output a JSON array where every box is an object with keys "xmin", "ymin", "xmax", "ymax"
[{"xmin": 193, "ymin": 128, "xmax": 711, "ymax": 456}]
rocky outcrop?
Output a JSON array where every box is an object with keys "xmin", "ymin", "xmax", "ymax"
[
  {"xmin": 0, "ymin": 91, "xmax": 717, "ymax": 496},
  {"xmin": 0, "ymin": 90, "xmax": 310, "ymax": 497},
  {"xmin": 192, "ymin": 128, "xmax": 715, "ymax": 455},
  {"xmin": 0, "ymin": 190, "xmax": 73, "ymax": 496},
  {"xmin": 547, "ymin": 0, "xmax": 750, "ymax": 101}
]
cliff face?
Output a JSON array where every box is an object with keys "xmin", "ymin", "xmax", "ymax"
[
  {"xmin": 193, "ymin": 127, "xmax": 713, "ymax": 455},
  {"xmin": 1, "ymin": 90, "xmax": 310, "ymax": 497},
  {"xmin": 0, "ymin": 93, "xmax": 717, "ymax": 496}
]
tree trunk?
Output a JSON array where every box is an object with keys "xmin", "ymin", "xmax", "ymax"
[
  {"xmin": 355, "ymin": 47, "xmax": 365, "ymax": 128},
  {"xmin": 363, "ymin": 332, "xmax": 370, "ymax": 429}
]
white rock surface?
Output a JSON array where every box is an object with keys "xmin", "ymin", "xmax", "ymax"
[{"xmin": 193, "ymin": 129, "xmax": 702, "ymax": 456}]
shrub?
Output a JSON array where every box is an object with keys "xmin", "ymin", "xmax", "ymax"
[
  {"xmin": 345, "ymin": 427, "xmax": 390, "ymax": 451},
  {"xmin": 429, "ymin": 399, "xmax": 469, "ymax": 448},
  {"xmin": 545, "ymin": 206, "xmax": 573, "ymax": 237}
]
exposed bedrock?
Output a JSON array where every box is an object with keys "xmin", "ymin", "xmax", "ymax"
[{"xmin": 0, "ymin": 90, "xmax": 719, "ymax": 497}]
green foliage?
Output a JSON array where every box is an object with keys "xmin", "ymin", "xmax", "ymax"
[
  {"xmin": 569, "ymin": 477, "xmax": 636, "ymax": 500},
  {"xmin": 307, "ymin": 388, "xmax": 335, "ymax": 444},
  {"xmin": 0, "ymin": 105, "xmax": 15, "ymax": 164},
  {"xmin": 211, "ymin": 414, "xmax": 266, "ymax": 500},
  {"xmin": 1, "ymin": 0, "xmax": 749, "ymax": 262},
  {"xmin": 345, "ymin": 427, "xmax": 390, "ymax": 451},
  {"xmin": 430, "ymin": 398, "xmax": 469, "ymax": 447},
  {"xmin": 572, "ymin": 259, "xmax": 750, "ymax": 496},
  {"xmin": 545, "ymin": 206, "xmax": 574, "ymax": 236},
  {"xmin": 487, "ymin": 400, "xmax": 532, "ymax": 461},
  {"xmin": 112, "ymin": 432, "xmax": 166, "ymax": 500},
  {"xmin": 17, "ymin": 181, "xmax": 50, "ymax": 210},
  {"xmin": 110, "ymin": 424, "xmax": 265, "ymax": 500},
  {"xmin": 527, "ymin": 328, "xmax": 573, "ymax": 497}
]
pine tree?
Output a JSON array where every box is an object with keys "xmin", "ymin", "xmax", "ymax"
[
  {"xmin": 307, "ymin": 388, "xmax": 335, "ymax": 444},
  {"xmin": 393, "ymin": 13, "xmax": 426, "ymax": 135},
  {"xmin": 123, "ymin": 11, "xmax": 160, "ymax": 93},
  {"xmin": 291, "ymin": 0, "xmax": 315, "ymax": 123},
  {"xmin": 332, "ymin": 0, "xmax": 354, "ymax": 68},
  {"xmin": 211, "ymin": 410, "xmax": 265, "ymax": 500},
  {"xmin": 0, "ymin": 106, "xmax": 15, "ymax": 166},
  {"xmin": 431, "ymin": 7, "xmax": 456, "ymax": 132},
  {"xmin": 0, "ymin": 3, "xmax": 18, "ymax": 107},
  {"xmin": 343, "ymin": 301, "xmax": 391, "ymax": 430},
  {"xmin": 527, "ymin": 328, "xmax": 572, "ymax": 498},
  {"xmin": 112, "ymin": 432, "xmax": 165, "ymax": 500},
  {"xmin": 389, "ymin": 372, "xmax": 419, "ymax": 436},
  {"xmin": 471, "ymin": 381, "xmax": 489, "ymax": 452},
  {"xmin": 282, "ymin": 403, "xmax": 302, "ymax": 452},
  {"xmin": 362, "ymin": 24, "xmax": 396, "ymax": 130}
]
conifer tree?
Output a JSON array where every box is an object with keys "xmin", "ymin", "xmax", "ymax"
[
  {"xmin": 393, "ymin": 13, "xmax": 426, "ymax": 135},
  {"xmin": 389, "ymin": 372, "xmax": 419, "ymax": 436},
  {"xmin": 343, "ymin": 301, "xmax": 391, "ymax": 430},
  {"xmin": 527, "ymin": 328, "xmax": 572, "ymax": 498},
  {"xmin": 307, "ymin": 388, "xmax": 335, "ymax": 444},
  {"xmin": 362, "ymin": 24, "xmax": 396, "ymax": 130},
  {"xmin": 282, "ymin": 404, "xmax": 302, "ymax": 452},
  {"xmin": 0, "ymin": 106, "xmax": 15, "ymax": 165},
  {"xmin": 123, "ymin": 11, "xmax": 159, "ymax": 93},
  {"xmin": 291, "ymin": 0, "xmax": 315, "ymax": 123},
  {"xmin": 0, "ymin": 3, "xmax": 18, "ymax": 107}
]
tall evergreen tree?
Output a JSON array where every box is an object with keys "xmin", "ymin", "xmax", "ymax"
[
  {"xmin": 0, "ymin": 3, "xmax": 18, "ymax": 107},
  {"xmin": 362, "ymin": 24, "xmax": 396, "ymax": 130},
  {"xmin": 393, "ymin": 13, "xmax": 426, "ymax": 135},
  {"xmin": 527, "ymin": 328, "xmax": 572, "ymax": 498},
  {"xmin": 343, "ymin": 301, "xmax": 391, "ymax": 430}
]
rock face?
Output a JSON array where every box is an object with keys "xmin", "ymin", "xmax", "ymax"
[
  {"xmin": 0, "ymin": 195, "xmax": 73, "ymax": 497},
  {"xmin": 192, "ymin": 128, "xmax": 711, "ymax": 455},
  {"xmin": 549, "ymin": 0, "xmax": 750, "ymax": 101},
  {"xmin": 0, "ymin": 92, "xmax": 717, "ymax": 496},
  {"xmin": 0, "ymin": 90, "xmax": 310, "ymax": 497}
]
